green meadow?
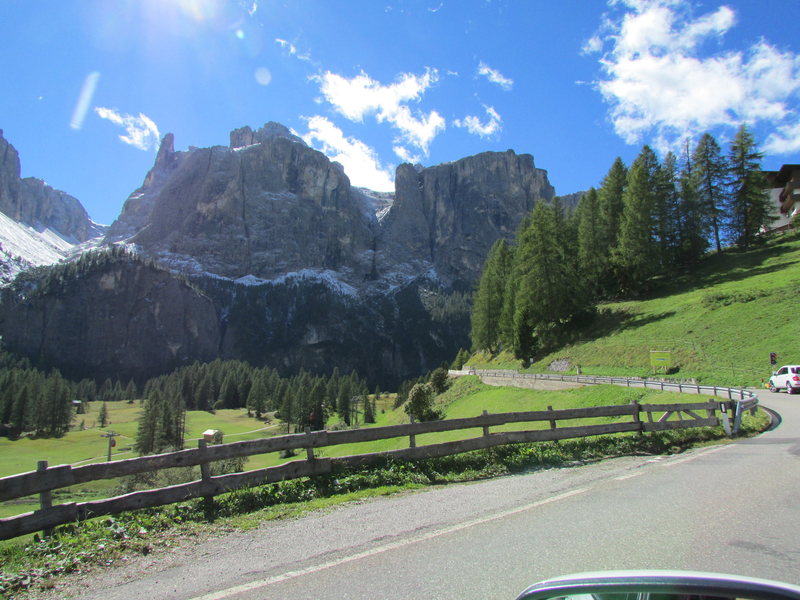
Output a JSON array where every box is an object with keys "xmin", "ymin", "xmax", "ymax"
[{"xmin": 470, "ymin": 232, "xmax": 800, "ymax": 387}]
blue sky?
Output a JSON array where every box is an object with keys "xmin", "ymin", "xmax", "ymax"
[{"xmin": 2, "ymin": 0, "xmax": 800, "ymax": 226}]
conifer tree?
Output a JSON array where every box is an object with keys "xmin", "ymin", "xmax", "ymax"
[
  {"xmin": 576, "ymin": 188, "xmax": 606, "ymax": 298},
  {"xmin": 612, "ymin": 146, "xmax": 659, "ymax": 294},
  {"xmin": 726, "ymin": 124, "xmax": 772, "ymax": 247},
  {"xmin": 247, "ymin": 374, "xmax": 268, "ymax": 419},
  {"xmin": 135, "ymin": 390, "xmax": 161, "ymax": 455},
  {"xmin": 470, "ymin": 239, "xmax": 513, "ymax": 353},
  {"xmin": 653, "ymin": 152, "xmax": 680, "ymax": 266},
  {"xmin": 98, "ymin": 402, "xmax": 109, "ymax": 428},
  {"xmin": 598, "ymin": 157, "xmax": 628, "ymax": 254},
  {"xmin": 308, "ymin": 379, "xmax": 327, "ymax": 430},
  {"xmin": 675, "ymin": 140, "xmax": 708, "ymax": 264},
  {"xmin": 510, "ymin": 200, "xmax": 585, "ymax": 358},
  {"xmin": 336, "ymin": 386, "xmax": 350, "ymax": 425},
  {"xmin": 692, "ymin": 133, "xmax": 727, "ymax": 253}
]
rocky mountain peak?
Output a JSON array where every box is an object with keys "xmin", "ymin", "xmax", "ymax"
[
  {"xmin": 229, "ymin": 122, "xmax": 305, "ymax": 148},
  {"xmin": 0, "ymin": 130, "xmax": 102, "ymax": 243}
]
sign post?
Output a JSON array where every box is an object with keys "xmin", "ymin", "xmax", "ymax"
[
  {"xmin": 101, "ymin": 431, "xmax": 119, "ymax": 462},
  {"xmin": 649, "ymin": 350, "xmax": 672, "ymax": 374}
]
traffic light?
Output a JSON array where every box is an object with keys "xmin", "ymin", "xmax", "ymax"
[{"xmin": 770, "ymin": 352, "xmax": 777, "ymax": 366}]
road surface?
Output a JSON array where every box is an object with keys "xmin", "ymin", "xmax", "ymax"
[{"xmin": 48, "ymin": 390, "xmax": 800, "ymax": 600}]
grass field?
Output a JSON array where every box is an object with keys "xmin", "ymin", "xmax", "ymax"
[
  {"xmin": 0, "ymin": 377, "xmax": 747, "ymax": 522},
  {"xmin": 470, "ymin": 231, "xmax": 800, "ymax": 386}
]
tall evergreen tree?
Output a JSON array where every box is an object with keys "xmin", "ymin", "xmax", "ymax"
[
  {"xmin": 135, "ymin": 390, "xmax": 161, "ymax": 455},
  {"xmin": 612, "ymin": 146, "xmax": 659, "ymax": 294},
  {"xmin": 692, "ymin": 133, "xmax": 727, "ymax": 253},
  {"xmin": 576, "ymin": 188, "xmax": 606, "ymax": 298},
  {"xmin": 653, "ymin": 152, "xmax": 680, "ymax": 267},
  {"xmin": 247, "ymin": 373, "xmax": 268, "ymax": 419},
  {"xmin": 470, "ymin": 239, "xmax": 513, "ymax": 353},
  {"xmin": 726, "ymin": 124, "xmax": 772, "ymax": 247},
  {"xmin": 598, "ymin": 157, "xmax": 628, "ymax": 253},
  {"xmin": 675, "ymin": 140, "xmax": 708, "ymax": 264},
  {"xmin": 510, "ymin": 200, "xmax": 586, "ymax": 358}
]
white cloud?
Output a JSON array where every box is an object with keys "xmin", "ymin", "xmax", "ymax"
[
  {"xmin": 94, "ymin": 107, "xmax": 161, "ymax": 151},
  {"xmin": 393, "ymin": 145, "xmax": 422, "ymax": 164},
  {"xmin": 454, "ymin": 105, "xmax": 502, "ymax": 138},
  {"xmin": 275, "ymin": 38, "xmax": 312, "ymax": 62},
  {"xmin": 302, "ymin": 116, "xmax": 395, "ymax": 191},
  {"xmin": 314, "ymin": 68, "xmax": 445, "ymax": 157},
  {"xmin": 587, "ymin": 0, "xmax": 800, "ymax": 153},
  {"xmin": 765, "ymin": 119, "xmax": 800, "ymax": 154},
  {"xmin": 477, "ymin": 61, "xmax": 513, "ymax": 91}
]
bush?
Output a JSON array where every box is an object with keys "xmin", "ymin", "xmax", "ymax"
[{"xmin": 403, "ymin": 383, "xmax": 443, "ymax": 422}]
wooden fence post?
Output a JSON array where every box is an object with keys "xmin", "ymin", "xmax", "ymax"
[
  {"xmin": 409, "ymin": 415, "xmax": 416, "ymax": 448},
  {"xmin": 482, "ymin": 410, "xmax": 490, "ymax": 437},
  {"xmin": 37, "ymin": 460, "xmax": 53, "ymax": 539},
  {"xmin": 305, "ymin": 427, "xmax": 315, "ymax": 460},
  {"xmin": 632, "ymin": 401, "xmax": 642, "ymax": 434},
  {"xmin": 198, "ymin": 439, "xmax": 214, "ymax": 517}
]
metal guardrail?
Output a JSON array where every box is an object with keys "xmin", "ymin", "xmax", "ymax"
[{"xmin": 451, "ymin": 369, "xmax": 759, "ymax": 434}]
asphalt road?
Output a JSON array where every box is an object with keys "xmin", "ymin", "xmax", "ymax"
[{"xmin": 52, "ymin": 390, "xmax": 800, "ymax": 600}]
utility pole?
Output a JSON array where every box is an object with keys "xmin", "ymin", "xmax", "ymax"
[{"xmin": 101, "ymin": 431, "xmax": 120, "ymax": 462}]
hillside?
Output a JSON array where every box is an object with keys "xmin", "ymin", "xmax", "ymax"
[{"xmin": 471, "ymin": 231, "xmax": 800, "ymax": 387}]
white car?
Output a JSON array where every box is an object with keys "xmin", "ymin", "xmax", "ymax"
[{"xmin": 769, "ymin": 365, "xmax": 800, "ymax": 394}]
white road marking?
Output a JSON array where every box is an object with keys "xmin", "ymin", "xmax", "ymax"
[
  {"xmin": 614, "ymin": 471, "xmax": 644, "ymax": 481},
  {"xmin": 658, "ymin": 445, "xmax": 729, "ymax": 468},
  {"xmin": 187, "ymin": 487, "xmax": 590, "ymax": 600}
]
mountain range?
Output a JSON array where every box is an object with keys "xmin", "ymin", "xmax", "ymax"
[{"xmin": 0, "ymin": 123, "xmax": 560, "ymax": 386}]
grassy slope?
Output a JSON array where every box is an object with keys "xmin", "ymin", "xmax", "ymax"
[{"xmin": 472, "ymin": 232, "xmax": 800, "ymax": 386}]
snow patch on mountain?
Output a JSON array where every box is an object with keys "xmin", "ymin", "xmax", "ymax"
[{"xmin": 0, "ymin": 211, "xmax": 80, "ymax": 282}]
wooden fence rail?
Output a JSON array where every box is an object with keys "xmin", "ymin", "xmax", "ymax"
[{"xmin": 0, "ymin": 397, "xmax": 756, "ymax": 541}]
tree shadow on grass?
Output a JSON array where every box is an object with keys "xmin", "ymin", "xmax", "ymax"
[
  {"xmin": 578, "ymin": 307, "xmax": 677, "ymax": 341},
  {"xmin": 654, "ymin": 239, "xmax": 800, "ymax": 295}
]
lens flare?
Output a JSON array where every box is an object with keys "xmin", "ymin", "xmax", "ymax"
[
  {"xmin": 255, "ymin": 67, "xmax": 272, "ymax": 86},
  {"xmin": 70, "ymin": 71, "xmax": 100, "ymax": 130}
]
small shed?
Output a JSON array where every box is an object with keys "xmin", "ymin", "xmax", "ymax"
[{"xmin": 202, "ymin": 429, "xmax": 221, "ymax": 443}]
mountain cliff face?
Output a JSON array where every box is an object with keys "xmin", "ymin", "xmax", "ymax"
[
  {"xmin": 0, "ymin": 131, "xmax": 103, "ymax": 243},
  {"xmin": 106, "ymin": 123, "xmax": 553, "ymax": 292},
  {"xmin": 382, "ymin": 151, "xmax": 553, "ymax": 289},
  {"xmin": 0, "ymin": 252, "xmax": 219, "ymax": 381},
  {"xmin": 106, "ymin": 124, "xmax": 376, "ymax": 281},
  {"xmin": 0, "ymin": 123, "xmax": 557, "ymax": 385}
]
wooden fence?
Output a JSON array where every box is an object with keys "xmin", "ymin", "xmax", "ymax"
[{"xmin": 0, "ymin": 395, "xmax": 758, "ymax": 541}]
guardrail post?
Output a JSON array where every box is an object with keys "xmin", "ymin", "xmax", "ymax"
[
  {"xmin": 719, "ymin": 402, "xmax": 732, "ymax": 437},
  {"xmin": 482, "ymin": 410, "xmax": 490, "ymax": 437},
  {"xmin": 304, "ymin": 426, "xmax": 315, "ymax": 460},
  {"xmin": 733, "ymin": 402, "xmax": 743, "ymax": 435},
  {"xmin": 409, "ymin": 415, "xmax": 416, "ymax": 448},
  {"xmin": 37, "ymin": 460, "xmax": 53, "ymax": 538}
]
